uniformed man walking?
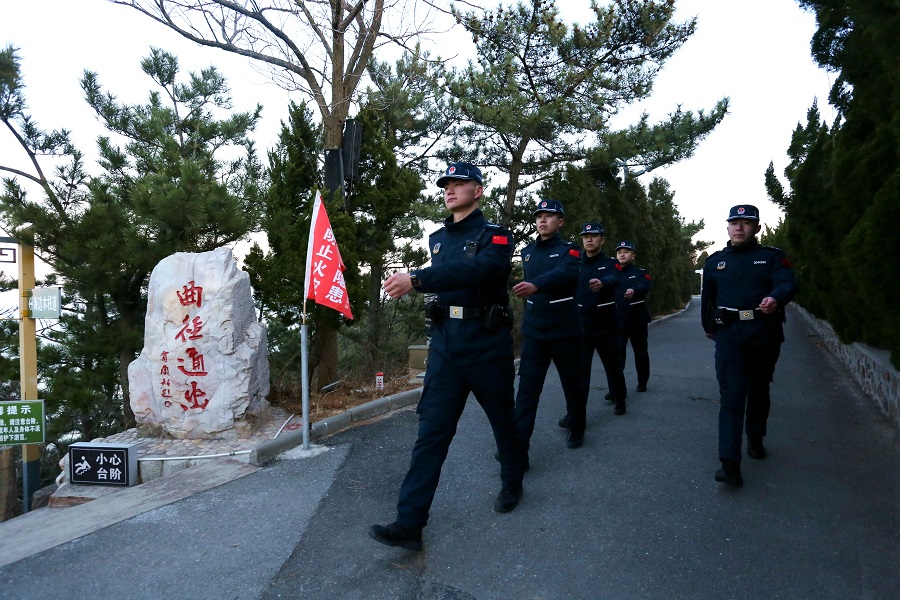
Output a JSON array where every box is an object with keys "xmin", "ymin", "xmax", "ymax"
[
  {"xmin": 369, "ymin": 162, "xmax": 525, "ymax": 551},
  {"xmin": 567, "ymin": 222, "xmax": 626, "ymax": 439},
  {"xmin": 513, "ymin": 199, "xmax": 583, "ymax": 451},
  {"xmin": 701, "ymin": 205, "xmax": 797, "ymax": 487},
  {"xmin": 614, "ymin": 240, "xmax": 652, "ymax": 405}
]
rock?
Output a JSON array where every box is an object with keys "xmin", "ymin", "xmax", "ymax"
[
  {"xmin": 128, "ymin": 247, "xmax": 270, "ymax": 439},
  {"xmin": 31, "ymin": 483, "xmax": 59, "ymax": 510}
]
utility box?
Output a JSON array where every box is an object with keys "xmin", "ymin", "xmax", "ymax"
[
  {"xmin": 408, "ymin": 345, "xmax": 428, "ymax": 371},
  {"xmin": 408, "ymin": 345, "xmax": 428, "ymax": 382}
]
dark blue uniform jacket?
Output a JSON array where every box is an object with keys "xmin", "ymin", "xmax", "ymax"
[
  {"xmin": 576, "ymin": 252, "xmax": 621, "ymax": 335},
  {"xmin": 520, "ymin": 233, "xmax": 582, "ymax": 340},
  {"xmin": 701, "ymin": 240, "xmax": 798, "ymax": 346},
  {"xmin": 615, "ymin": 264, "xmax": 652, "ymax": 326},
  {"xmin": 413, "ymin": 208, "xmax": 515, "ymax": 365}
]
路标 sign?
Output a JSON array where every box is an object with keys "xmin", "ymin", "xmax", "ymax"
[
  {"xmin": 0, "ymin": 400, "xmax": 45, "ymax": 446},
  {"xmin": 27, "ymin": 287, "xmax": 61, "ymax": 319}
]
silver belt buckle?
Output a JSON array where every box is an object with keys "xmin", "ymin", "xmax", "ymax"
[
  {"xmin": 449, "ymin": 306, "xmax": 463, "ymax": 319},
  {"xmin": 739, "ymin": 310, "xmax": 754, "ymax": 321}
]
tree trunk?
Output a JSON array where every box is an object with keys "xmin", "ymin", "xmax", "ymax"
[
  {"xmin": 366, "ymin": 255, "xmax": 385, "ymax": 369},
  {"xmin": 119, "ymin": 347, "xmax": 136, "ymax": 429},
  {"xmin": 118, "ymin": 301, "xmax": 138, "ymax": 429},
  {"xmin": 0, "ymin": 446, "xmax": 21, "ymax": 521},
  {"xmin": 504, "ymin": 143, "xmax": 529, "ymax": 227},
  {"xmin": 315, "ymin": 326, "xmax": 339, "ymax": 391}
]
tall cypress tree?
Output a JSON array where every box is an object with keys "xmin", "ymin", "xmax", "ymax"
[{"xmin": 769, "ymin": 1, "xmax": 899, "ymax": 365}]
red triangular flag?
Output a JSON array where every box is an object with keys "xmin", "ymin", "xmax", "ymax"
[{"xmin": 304, "ymin": 191, "xmax": 353, "ymax": 319}]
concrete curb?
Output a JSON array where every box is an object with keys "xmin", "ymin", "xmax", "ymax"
[
  {"xmin": 250, "ymin": 387, "xmax": 423, "ymax": 465},
  {"xmin": 791, "ymin": 303, "xmax": 899, "ymax": 432},
  {"xmin": 651, "ymin": 297, "xmax": 692, "ymax": 325}
]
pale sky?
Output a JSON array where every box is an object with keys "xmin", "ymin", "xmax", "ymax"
[{"xmin": 1, "ymin": 0, "xmax": 836, "ymax": 252}]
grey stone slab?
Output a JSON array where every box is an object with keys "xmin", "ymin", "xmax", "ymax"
[
  {"xmin": 0, "ymin": 445, "xmax": 350, "ymax": 600},
  {"xmin": 0, "ymin": 459, "xmax": 260, "ymax": 569}
]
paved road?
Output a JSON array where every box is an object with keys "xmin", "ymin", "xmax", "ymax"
[{"xmin": 1, "ymin": 300, "xmax": 898, "ymax": 599}]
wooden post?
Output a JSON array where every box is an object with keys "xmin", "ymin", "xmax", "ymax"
[
  {"xmin": 18, "ymin": 237, "xmax": 41, "ymax": 512},
  {"xmin": 0, "ymin": 447, "xmax": 19, "ymax": 521}
]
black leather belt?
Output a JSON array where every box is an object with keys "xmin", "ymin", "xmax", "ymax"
[
  {"xmin": 711, "ymin": 307, "xmax": 766, "ymax": 325},
  {"xmin": 441, "ymin": 305, "xmax": 485, "ymax": 319}
]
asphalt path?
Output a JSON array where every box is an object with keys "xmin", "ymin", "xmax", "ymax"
[{"xmin": 1, "ymin": 299, "xmax": 898, "ymax": 599}]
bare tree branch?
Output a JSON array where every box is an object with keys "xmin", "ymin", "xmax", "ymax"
[{"xmin": 110, "ymin": 0, "xmax": 441, "ymax": 146}]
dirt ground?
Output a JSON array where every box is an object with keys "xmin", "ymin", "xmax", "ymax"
[{"xmin": 275, "ymin": 373, "xmax": 421, "ymax": 422}]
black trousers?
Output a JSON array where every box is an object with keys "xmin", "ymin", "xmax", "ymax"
[
  {"xmin": 618, "ymin": 322, "xmax": 650, "ymax": 386},
  {"xmin": 581, "ymin": 332, "xmax": 627, "ymax": 403},
  {"xmin": 715, "ymin": 340, "xmax": 782, "ymax": 463},
  {"xmin": 515, "ymin": 336, "xmax": 583, "ymax": 442},
  {"xmin": 396, "ymin": 353, "xmax": 524, "ymax": 529}
]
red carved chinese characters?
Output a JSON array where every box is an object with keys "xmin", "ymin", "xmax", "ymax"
[
  {"xmin": 177, "ymin": 347, "xmax": 208, "ymax": 377},
  {"xmin": 160, "ymin": 351, "xmax": 173, "ymax": 404},
  {"xmin": 161, "ymin": 281, "xmax": 211, "ymax": 411},
  {"xmin": 175, "ymin": 314, "xmax": 204, "ymax": 342},
  {"xmin": 183, "ymin": 380, "xmax": 208, "ymax": 410},
  {"xmin": 177, "ymin": 280, "xmax": 203, "ymax": 308}
]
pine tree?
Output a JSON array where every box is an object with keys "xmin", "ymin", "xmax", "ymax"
[
  {"xmin": 0, "ymin": 47, "xmax": 263, "ymax": 436},
  {"xmin": 444, "ymin": 0, "xmax": 728, "ymax": 236}
]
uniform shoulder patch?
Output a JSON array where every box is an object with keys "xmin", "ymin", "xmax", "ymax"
[
  {"xmin": 644, "ymin": 273, "xmax": 651, "ymax": 280},
  {"xmin": 568, "ymin": 248, "xmax": 581, "ymax": 257},
  {"xmin": 780, "ymin": 257, "xmax": 794, "ymax": 268},
  {"xmin": 492, "ymin": 234, "xmax": 509, "ymax": 245}
]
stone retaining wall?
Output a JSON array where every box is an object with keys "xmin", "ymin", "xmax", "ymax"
[{"xmin": 792, "ymin": 304, "xmax": 900, "ymax": 432}]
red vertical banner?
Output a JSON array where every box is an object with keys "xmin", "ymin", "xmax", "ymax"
[{"xmin": 304, "ymin": 191, "xmax": 353, "ymax": 319}]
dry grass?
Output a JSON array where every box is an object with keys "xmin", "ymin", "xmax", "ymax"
[{"xmin": 275, "ymin": 372, "xmax": 421, "ymax": 422}]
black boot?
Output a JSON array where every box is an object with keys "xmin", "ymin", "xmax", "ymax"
[
  {"xmin": 714, "ymin": 460, "xmax": 743, "ymax": 487},
  {"xmin": 747, "ymin": 436, "xmax": 766, "ymax": 459},
  {"xmin": 614, "ymin": 400, "xmax": 627, "ymax": 415},
  {"xmin": 566, "ymin": 431, "xmax": 584, "ymax": 449},
  {"xmin": 367, "ymin": 522, "xmax": 423, "ymax": 551},
  {"xmin": 494, "ymin": 486, "xmax": 523, "ymax": 513}
]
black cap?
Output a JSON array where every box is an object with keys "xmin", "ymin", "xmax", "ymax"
[
  {"xmin": 436, "ymin": 162, "xmax": 483, "ymax": 187},
  {"xmin": 580, "ymin": 222, "xmax": 605, "ymax": 235},
  {"xmin": 616, "ymin": 240, "xmax": 636, "ymax": 252},
  {"xmin": 532, "ymin": 199, "xmax": 565, "ymax": 216},
  {"xmin": 726, "ymin": 204, "xmax": 760, "ymax": 221}
]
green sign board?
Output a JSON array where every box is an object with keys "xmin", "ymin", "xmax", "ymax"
[
  {"xmin": 0, "ymin": 400, "xmax": 45, "ymax": 446},
  {"xmin": 27, "ymin": 287, "xmax": 61, "ymax": 319}
]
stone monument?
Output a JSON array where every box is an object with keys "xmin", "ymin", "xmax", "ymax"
[{"xmin": 128, "ymin": 247, "xmax": 270, "ymax": 439}]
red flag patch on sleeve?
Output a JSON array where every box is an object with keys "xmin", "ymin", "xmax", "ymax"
[
  {"xmin": 780, "ymin": 257, "xmax": 794, "ymax": 268},
  {"xmin": 491, "ymin": 235, "xmax": 509, "ymax": 245},
  {"xmin": 645, "ymin": 274, "xmax": 652, "ymax": 280},
  {"xmin": 568, "ymin": 248, "xmax": 581, "ymax": 257}
]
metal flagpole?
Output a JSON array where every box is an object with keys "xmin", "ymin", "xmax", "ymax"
[
  {"xmin": 300, "ymin": 316, "xmax": 310, "ymax": 450},
  {"xmin": 301, "ymin": 192, "xmax": 320, "ymax": 452}
]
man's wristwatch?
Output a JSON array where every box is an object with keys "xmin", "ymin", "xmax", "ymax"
[{"xmin": 410, "ymin": 273, "xmax": 422, "ymax": 290}]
